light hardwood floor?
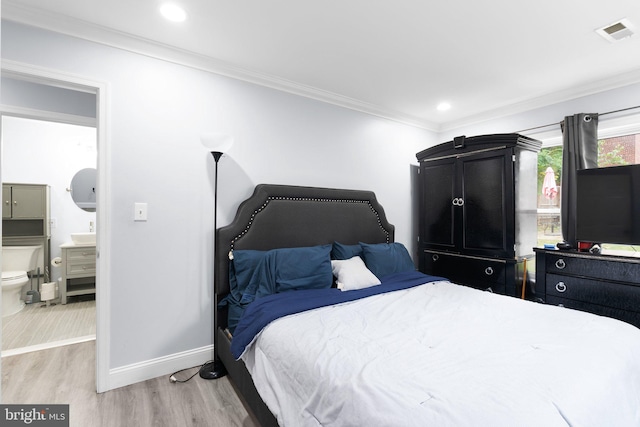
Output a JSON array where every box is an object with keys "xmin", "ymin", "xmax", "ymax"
[
  {"xmin": 2, "ymin": 341, "xmax": 260, "ymax": 427},
  {"xmin": 2, "ymin": 298, "xmax": 96, "ymax": 353}
]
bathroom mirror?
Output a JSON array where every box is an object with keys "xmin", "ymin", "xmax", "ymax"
[{"xmin": 70, "ymin": 168, "xmax": 96, "ymax": 212}]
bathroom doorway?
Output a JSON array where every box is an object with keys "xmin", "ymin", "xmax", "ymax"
[
  {"xmin": 1, "ymin": 116, "xmax": 97, "ymax": 353},
  {"xmin": 0, "ymin": 62, "xmax": 110, "ymax": 393}
]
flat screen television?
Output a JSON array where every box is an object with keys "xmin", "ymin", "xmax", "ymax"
[{"xmin": 576, "ymin": 164, "xmax": 640, "ymax": 246}]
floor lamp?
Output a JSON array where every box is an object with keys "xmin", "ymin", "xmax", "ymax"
[{"xmin": 199, "ymin": 134, "xmax": 233, "ymax": 380}]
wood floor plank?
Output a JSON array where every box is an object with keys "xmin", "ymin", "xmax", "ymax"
[
  {"xmin": 2, "ymin": 299, "xmax": 96, "ymax": 351},
  {"xmin": 2, "ymin": 341, "xmax": 260, "ymax": 427}
]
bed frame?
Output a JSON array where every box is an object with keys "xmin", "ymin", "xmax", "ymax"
[{"xmin": 214, "ymin": 184, "xmax": 395, "ymax": 426}]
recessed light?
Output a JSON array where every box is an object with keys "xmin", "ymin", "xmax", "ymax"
[
  {"xmin": 437, "ymin": 102, "xmax": 451, "ymax": 112},
  {"xmin": 160, "ymin": 3, "xmax": 187, "ymax": 22}
]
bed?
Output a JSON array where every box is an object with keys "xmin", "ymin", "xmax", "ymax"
[{"xmin": 214, "ymin": 184, "xmax": 640, "ymax": 427}]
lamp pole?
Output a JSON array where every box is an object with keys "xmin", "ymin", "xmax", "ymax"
[{"xmin": 199, "ymin": 150, "xmax": 228, "ymax": 379}]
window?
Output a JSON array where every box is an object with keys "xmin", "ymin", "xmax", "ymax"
[
  {"xmin": 536, "ymin": 131, "xmax": 640, "ymax": 253},
  {"xmin": 598, "ymin": 133, "xmax": 640, "ymax": 167},
  {"xmin": 537, "ymin": 146, "xmax": 562, "ymax": 247}
]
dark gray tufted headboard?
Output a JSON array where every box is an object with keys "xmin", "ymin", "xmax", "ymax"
[{"xmin": 214, "ymin": 184, "xmax": 395, "ymax": 328}]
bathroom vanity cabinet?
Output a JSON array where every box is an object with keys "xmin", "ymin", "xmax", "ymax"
[
  {"xmin": 2, "ymin": 183, "xmax": 51, "ymax": 282},
  {"xmin": 60, "ymin": 243, "xmax": 96, "ymax": 304}
]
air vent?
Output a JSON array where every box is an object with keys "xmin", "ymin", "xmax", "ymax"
[{"xmin": 596, "ymin": 18, "xmax": 635, "ymax": 42}]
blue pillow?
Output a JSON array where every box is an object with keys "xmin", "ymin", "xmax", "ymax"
[
  {"xmin": 331, "ymin": 241, "xmax": 363, "ymax": 260},
  {"xmin": 228, "ymin": 249, "xmax": 267, "ymax": 302},
  {"xmin": 359, "ymin": 242, "xmax": 416, "ymax": 279},
  {"xmin": 246, "ymin": 244, "xmax": 333, "ymax": 301},
  {"xmin": 224, "ymin": 250, "xmax": 269, "ymax": 333}
]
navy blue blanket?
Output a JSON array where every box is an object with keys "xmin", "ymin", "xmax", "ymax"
[{"xmin": 230, "ymin": 270, "xmax": 445, "ymax": 359}]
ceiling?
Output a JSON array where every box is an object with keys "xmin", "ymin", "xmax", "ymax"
[{"xmin": 4, "ymin": 0, "xmax": 640, "ymax": 131}]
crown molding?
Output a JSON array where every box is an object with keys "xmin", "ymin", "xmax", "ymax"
[
  {"xmin": 438, "ymin": 67, "xmax": 640, "ymax": 133},
  {"xmin": 1, "ymin": 1, "xmax": 439, "ymax": 131}
]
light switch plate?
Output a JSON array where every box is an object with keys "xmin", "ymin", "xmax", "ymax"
[{"xmin": 134, "ymin": 202, "xmax": 148, "ymax": 221}]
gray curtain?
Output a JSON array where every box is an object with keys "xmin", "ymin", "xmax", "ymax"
[{"xmin": 560, "ymin": 113, "xmax": 599, "ymax": 248}]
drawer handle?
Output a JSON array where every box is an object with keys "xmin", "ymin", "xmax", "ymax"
[
  {"xmin": 555, "ymin": 281, "xmax": 567, "ymax": 293},
  {"xmin": 484, "ymin": 267, "xmax": 494, "ymax": 276},
  {"xmin": 432, "ymin": 254, "xmax": 439, "ymax": 262},
  {"xmin": 555, "ymin": 259, "xmax": 566, "ymax": 270}
]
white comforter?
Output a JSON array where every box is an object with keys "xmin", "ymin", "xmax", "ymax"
[{"xmin": 241, "ymin": 280, "xmax": 640, "ymax": 426}]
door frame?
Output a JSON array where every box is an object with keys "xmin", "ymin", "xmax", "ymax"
[{"xmin": 1, "ymin": 60, "xmax": 111, "ymax": 393}]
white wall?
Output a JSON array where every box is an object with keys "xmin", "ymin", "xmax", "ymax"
[
  {"xmin": 1, "ymin": 20, "xmax": 437, "ymax": 378},
  {"xmin": 1, "ymin": 116, "xmax": 97, "ymax": 282},
  {"xmin": 438, "ymin": 82, "xmax": 640, "ymax": 143}
]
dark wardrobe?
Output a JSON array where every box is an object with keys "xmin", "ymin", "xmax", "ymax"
[{"xmin": 416, "ymin": 134, "xmax": 542, "ymax": 297}]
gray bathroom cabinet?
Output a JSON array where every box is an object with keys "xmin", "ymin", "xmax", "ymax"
[
  {"xmin": 2, "ymin": 183, "xmax": 51, "ymax": 282},
  {"xmin": 59, "ymin": 244, "xmax": 96, "ymax": 304}
]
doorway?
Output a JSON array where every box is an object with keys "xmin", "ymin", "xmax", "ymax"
[
  {"xmin": 1, "ymin": 116, "xmax": 97, "ymax": 353},
  {"xmin": 0, "ymin": 61, "xmax": 110, "ymax": 393}
]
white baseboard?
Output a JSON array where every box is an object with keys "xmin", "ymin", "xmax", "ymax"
[{"xmin": 106, "ymin": 345, "xmax": 214, "ymax": 391}]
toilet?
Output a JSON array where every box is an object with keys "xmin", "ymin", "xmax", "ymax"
[{"xmin": 2, "ymin": 245, "xmax": 41, "ymax": 317}]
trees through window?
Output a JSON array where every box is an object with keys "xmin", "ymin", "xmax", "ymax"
[{"xmin": 536, "ymin": 132, "xmax": 640, "ymax": 252}]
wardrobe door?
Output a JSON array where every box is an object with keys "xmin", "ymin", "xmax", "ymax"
[
  {"xmin": 419, "ymin": 158, "xmax": 457, "ymax": 251},
  {"xmin": 460, "ymin": 149, "xmax": 514, "ymax": 257}
]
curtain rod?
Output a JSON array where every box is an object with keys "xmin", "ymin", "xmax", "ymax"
[{"xmin": 515, "ymin": 105, "xmax": 640, "ymax": 134}]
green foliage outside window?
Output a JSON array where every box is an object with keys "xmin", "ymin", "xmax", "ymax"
[{"xmin": 597, "ymin": 140, "xmax": 627, "ymax": 167}]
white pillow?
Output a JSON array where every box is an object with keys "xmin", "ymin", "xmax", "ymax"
[{"xmin": 331, "ymin": 256, "xmax": 381, "ymax": 291}]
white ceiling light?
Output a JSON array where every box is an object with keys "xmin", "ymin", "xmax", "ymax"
[
  {"xmin": 437, "ymin": 102, "xmax": 451, "ymax": 112},
  {"xmin": 596, "ymin": 18, "xmax": 634, "ymax": 43},
  {"xmin": 160, "ymin": 3, "xmax": 187, "ymax": 22}
]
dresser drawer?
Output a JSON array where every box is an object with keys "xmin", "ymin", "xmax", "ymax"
[
  {"xmin": 546, "ymin": 273, "xmax": 640, "ymax": 313},
  {"xmin": 422, "ymin": 250, "xmax": 506, "ymax": 293},
  {"xmin": 66, "ymin": 247, "xmax": 96, "ymax": 262},
  {"xmin": 545, "ymin": 252, "xmax": 640, "ymax": 284},
  {"xmin": 546, "ymin": 295, "xmax": 640, "ymax": 328},
  {"xmin": 66, "ymin": 262, "xmax": 96, "ymax": 276},
  {"xmin": 64, "ymin": 247, "xmax": 96, "ymax": 276}
]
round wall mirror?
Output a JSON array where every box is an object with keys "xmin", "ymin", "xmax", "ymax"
[{"xmin": 70, "ymin": 168, "xmax": 97, "ymax": 212}]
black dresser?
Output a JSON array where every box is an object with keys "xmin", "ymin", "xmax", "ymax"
[
  {"xmin": 416, "ymin": 134, "xmax": 541, "ymax": 297},
  {"xmin": 534, "ymin": 248, "xmax": 640, "ymax": 328}
]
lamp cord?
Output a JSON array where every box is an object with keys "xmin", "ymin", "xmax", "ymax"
[{"xmin": 169, "ymin": 360, "xmax": 213, "ymax": 383}]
